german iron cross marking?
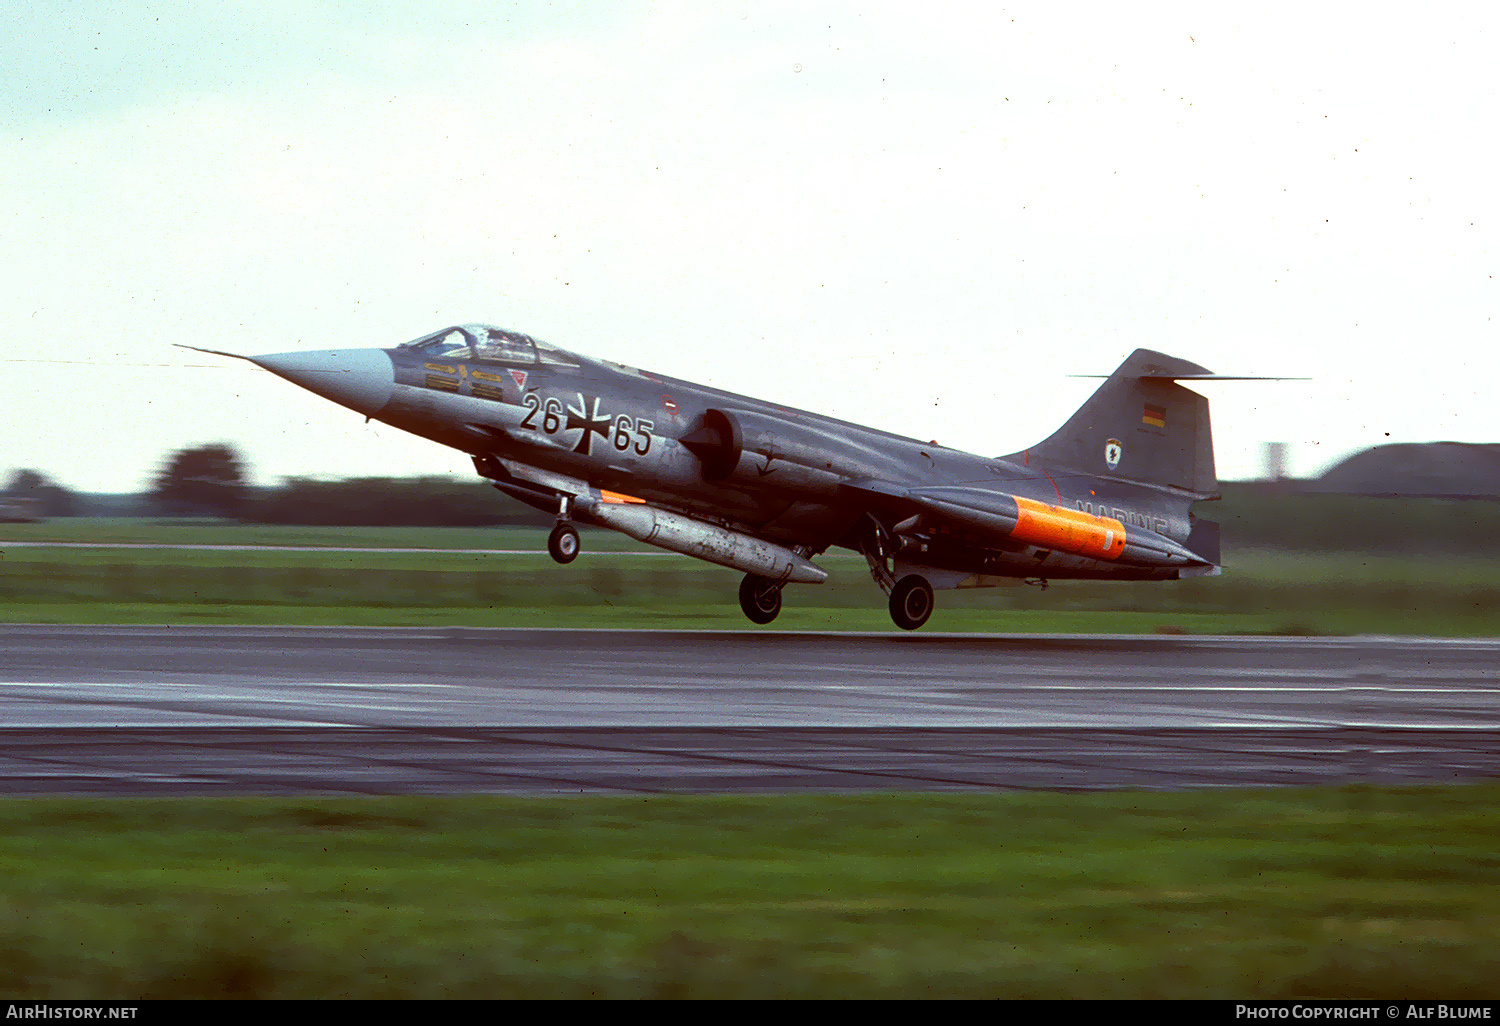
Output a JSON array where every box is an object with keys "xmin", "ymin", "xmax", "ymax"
[{"xmin": 566, "ymin": 394, "xmax": 611, "ymax": 455}]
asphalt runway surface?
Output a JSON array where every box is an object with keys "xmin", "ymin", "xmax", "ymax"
[{"xmin": 2, "ymin": 624, "xmax": 1498, "ymax": 796}]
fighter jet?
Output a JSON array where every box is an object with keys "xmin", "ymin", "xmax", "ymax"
[{"xmin": 189, "ymin": 325, "xmax": 1237, "ymax": 630}]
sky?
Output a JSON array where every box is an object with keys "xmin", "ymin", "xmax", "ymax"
[{"xmin": 3, "ymin": 2, "xmax": 1497, "ymax": 494}]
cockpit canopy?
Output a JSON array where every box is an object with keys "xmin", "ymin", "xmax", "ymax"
[{"xmin": 400, "ymin": 324, "xmax": 580, "ymax": 368}]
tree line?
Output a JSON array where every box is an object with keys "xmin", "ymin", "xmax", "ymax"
[
  {"xmin": 3, "ymin": 469, "xmax": 79, "ymax": 518},
  {"xmin": 5, "ymin": 445, "xmax": 549, "ymax": 527},
  {"xmin": 150, "ymin": 444, "xmax": 549, "ymax": 525}
]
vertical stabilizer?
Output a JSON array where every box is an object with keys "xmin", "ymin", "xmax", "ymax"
[{"xmin": 1007, "ymin": 349, "xmax": 1219, "ymax": 500}]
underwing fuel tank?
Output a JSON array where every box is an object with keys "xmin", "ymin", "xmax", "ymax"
[
  {"xmin": 911, "ymin": 490, "xmax": 1211, "ymax": 568},
  {"xmin": 585, "ymin": 502, "xmax": 828, "ymax": 584}
]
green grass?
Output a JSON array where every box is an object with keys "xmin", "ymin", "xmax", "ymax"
[
  {"xmin": 6, "ymin": 523, "xmax": 1500, "ymax": 635},
  {"xmin": 1, "ymin": 789, "xmax": 1497, "ymax": 998},
  {"xmin": 3, "ymin": 601, "xmax": 1498, "ymax": 636}
]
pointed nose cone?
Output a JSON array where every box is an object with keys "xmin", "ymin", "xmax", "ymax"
[{"xmin": 252, "ymin": 349, "xmax": 394, "ymax": 417}]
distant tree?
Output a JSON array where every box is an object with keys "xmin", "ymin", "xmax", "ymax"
[
  {"xmin": 150, "ymin": 444, "xmax": 248, "ymax": 518},
  {"xmin": 5, "ymin": 469, "xmax": 45, "ymax": 494},
  {"xmin": 4, "ymin": 468, "xmax": 78, "ymax": 517}
]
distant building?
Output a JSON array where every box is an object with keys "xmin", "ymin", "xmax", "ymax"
[
  {"xmin": 1307, "ymin": 442, "xmax": 1500, "ymax": 499},
  {"xmin": 1262, "ymin": 442, "xmax": 1289, "ymax": 482}
]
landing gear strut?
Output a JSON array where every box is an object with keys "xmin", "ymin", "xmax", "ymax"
[
  {"xmin": 547, "ymin": 522, "xmax": 580, "ymax": 564},
  {"xmin": 738, "ymin": 573, "xmax": 783, "ymax": 625},
  {"xmin": 888, "ymin": 574, "xmax": 934, "ymax": 631},
  {"xmin": 858, "ymin": 515, "xmax": 938, "ymax": 631},
  {"xmin": 547, "ymin": 494, "xmax": 581, "ymax": 565}
]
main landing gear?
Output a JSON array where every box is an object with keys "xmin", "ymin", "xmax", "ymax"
[
  {"xmin": 738, "ymin": 573, "xmax": 783, "ymax": 625},
  {"xmin": 736, "ymin": 569, "xmax": 934, "ymax": 629},
  {"xmin": 856, "ymin": 515, "xmax": 936, "ymax": 631},
  {"xmin": 888, "ymin": 574, "xmax": 934, "ymax": 631}
]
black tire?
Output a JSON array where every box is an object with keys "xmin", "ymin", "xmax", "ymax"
[
  {"xmin": 889, "ymin": 574, "xmax": 934, "ymax": 631},
  {"xmin": 548, "ymin": 523, "xmax": 580, "ymax": 564},
  {"xmin": 738, "ymin": 573, "xmax": 783, "ymax": 625}
]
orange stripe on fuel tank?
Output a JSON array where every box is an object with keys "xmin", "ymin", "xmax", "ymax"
[
  {"xmin": 1012, "ymin": 496, "xmax": 1127, "ymax": 560},
  {"xmin": 599, "ymin": 489, "xmax": 647, "ymax": 505}
]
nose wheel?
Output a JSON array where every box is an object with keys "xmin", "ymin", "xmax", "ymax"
[
  {"xmin": 888, "ymin": 574, "xmax": 934, "ymax": 630},
  {"xmin": 547, "ymin": 522, "xmax": 580, "ymax": 564},
  {"xmin": 738, "ymin": 573, "xmax": 783, "ymax": 625}
]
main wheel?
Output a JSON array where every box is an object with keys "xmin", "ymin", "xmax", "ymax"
[
  {"xmin": 888, "ymin": 574, "xmax": 934, "ymax": 630},
  {"xmin": 738, "ymin": 573, "xmax": 783, "ymax": 625},
  {"xmin": 547, "ymin": 522, "xmax": 580, "ymax": 564}
]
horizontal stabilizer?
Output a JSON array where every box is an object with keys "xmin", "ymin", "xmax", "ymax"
[
  {"xmin": 1071, "ymin": 374, "xmax": 1307, "ymax": 381},
  {"xmin": 1064, "ymin": 347, "xmax": 1306, "ymax": 381}
]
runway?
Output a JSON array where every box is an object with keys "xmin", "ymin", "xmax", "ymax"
[{"xmin": 2, "ymin": 625, "xmax": 1497, "ymax": 795}]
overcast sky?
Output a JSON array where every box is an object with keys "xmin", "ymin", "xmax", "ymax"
[{"xmin": 4, "ymin": 2, "xmax": 1496, "ymax": 494}]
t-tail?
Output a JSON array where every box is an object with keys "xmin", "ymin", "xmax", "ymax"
[{"xmin": 1003, "ymin": 348, "xmax": 1234, "ymax": 567}]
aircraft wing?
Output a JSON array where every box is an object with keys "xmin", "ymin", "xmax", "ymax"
[{"xmin": 842, "ymin": 480, "xmax": 1028, "ymax": 543}]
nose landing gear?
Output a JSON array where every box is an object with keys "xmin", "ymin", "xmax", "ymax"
[
  {"xmin": 547, "ymin": 522, "xmax": 580, "ymax": 564},
  {"xmin": 547, "ymin": 496, "xmax": 581, "ymax": 564},
  {"xmin": 738, "ymin": 573, "xmax": 784, "ymax": 625}
]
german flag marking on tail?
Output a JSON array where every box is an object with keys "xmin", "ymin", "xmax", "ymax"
[{"xmin": 1142, "ymin": 403, "xmax": 1166, "ymax": 428}]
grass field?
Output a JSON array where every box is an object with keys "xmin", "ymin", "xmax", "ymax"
[
  {"xmin": 2, "ymin": 788, "xmax": 1497, "ymax": 999},
  {"xmin": 4, "ymin": 519, "xmax": 1500, "ymax": 634}
]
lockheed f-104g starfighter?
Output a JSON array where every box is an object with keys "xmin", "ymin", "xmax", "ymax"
[{"xmin": 188, "ymin": 325, "xmax": 1238, "ymax": 630}]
